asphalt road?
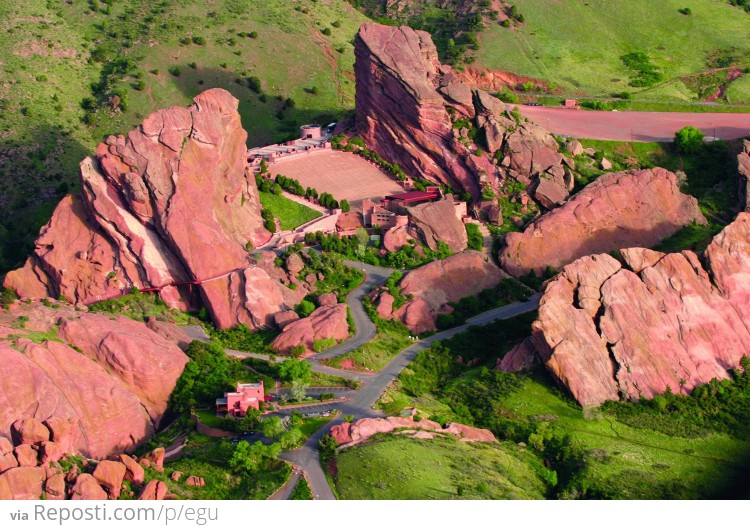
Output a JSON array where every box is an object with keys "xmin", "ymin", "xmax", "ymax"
[
  {"xmin": 268, "ymin": 469, "xmax": 302, "ymax": 500},
  {"xmin": 515, "ymin": 105, "xmax": 750, "ymax": 142}
]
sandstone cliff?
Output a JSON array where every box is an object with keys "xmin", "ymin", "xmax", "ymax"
[
  {"xmin": 516, "ymin": 213, "xmax": 750, "ymax": 407},
  {"xmin": 738, "ymin": 140, "xmax": 750, "ymax": 211},
  {"xmin": 0, "ymin": 300, "xmax": 187, "ymax": 458},
  {"xmin": 1, "ymin": 90, "xmax": 315, "ymax": 329},
  {"xmin": 498, "ymin": 168, "xmax": 706, "ymax": 277},
  {"xmin": 354, "ymin": 23, "xmax": 569, "ymax": 206}
]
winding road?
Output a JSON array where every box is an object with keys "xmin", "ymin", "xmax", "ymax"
[{"xmin": 222, "ymin": 257, "xmax": 541, "ymax": 499}]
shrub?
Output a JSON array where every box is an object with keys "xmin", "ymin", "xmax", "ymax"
[
  {"xmin": 674, "ymin": 126, "xmax": 705, "ymax": 155},
  {"xmin": 295, "ymin": 300, "xmax": 316, "ymax": 318},
  {"xmin": 465, "ymin": 223, "xmax": 483, "ymax": 251},
  {"xmin": 168, "ymin": 66, "xmax": 181, "ymax": 77},
  {"xmin": 134, "ymin": 80, "xmax": 146, "ymax": 91},
  {"xmin": 192, "ymin": 36, "xmax": 206, "ymax": 45},
  {"xmin": 321, "ymin": 27, "xmax": 332, "ymax": 36},
  {"xmin": 249, "ymin": 31, "xmax": 258, "ymax": 38},
  {"xmin": 678, "ymin": 7, "xmax": 692, "ymax": 15}
]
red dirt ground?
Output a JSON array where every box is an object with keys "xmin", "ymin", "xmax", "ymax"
[
  {"xmin": 515, "ymin": 106, "xmax": 750, "ymax": 142},
  {"xmin": 268, "ymin": 150, "xmax": 404, "ymax": 209}
]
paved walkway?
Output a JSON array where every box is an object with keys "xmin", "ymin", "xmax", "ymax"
[
  {"xmin": 221, "ymin": 257, "xmax": 541, "ymax": 500},
  {"xmin": 515, "ymin": 105, "xmax": 750, "ymax": 142}
]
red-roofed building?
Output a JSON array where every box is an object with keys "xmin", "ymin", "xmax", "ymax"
[
  {"xmin": 381, "ymin": 186, "xmax": 441, "ymax": 214},
  {"xmin": 216, "ymin": 381, "xmax": 264, "ymax": 417}
]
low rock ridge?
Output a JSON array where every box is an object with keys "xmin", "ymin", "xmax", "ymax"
[
  {"xmin": 375, "ymin": 251, "xmax": 507, "ymax": 333},
  {"xmin": 329, "ymin": 416, "xmax": 497, "ymax": 447},
  {"xmin": 506, "ymin": 213, "xmax": 750, "ymax": 407},
  {"xmin": 3, "ymin": 89, "xmax": 294, "ymax": 329},
  {"xmin": 354, "ymin": 22, "xmax": 570, "ymax": 206},
  {"xmin": 0, "ymin": 299, "xmax": 187, "ymax": 458},
  {"xmin": 498, "ymin": 168, "xmax": 706, "ymax": 277}
]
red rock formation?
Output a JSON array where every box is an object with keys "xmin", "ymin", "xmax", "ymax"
[
  {"xmin": 0, "ymin": 302, "xmax": 187, "ymax": 459},
  {"xmin": 0, "ymin": 467, "xmax": 46, "ymax": 500},
  {"xmin": 499, "ymin": 168, "xmax": 706, "ymax": 277},
  {"xmin": 406, "ymin": 196, "xmax": 468, "ymax": 252},
  {"xmin": 138, "ymin": 479, "xmax": 168, "ymax": 501},
  {"xmin": 329, "ymin": 416, "xmax": 496, "ymax": 447},
  {"xmin": 354, "ymin": 23, "xmax": 569, "ymax": 205},
  {"xmin": 119, "ymin": 455, "xmax": 145, "ymax": 486},
  {"xmin": 3, "ymin": 89, "xmax": 280, "ymax": 330},
  {"xmin": 271, "ymin": 304, "xmax": 350, "ymax": 353},
  {"xmin": 71, "ymin": 474, "xmax": 108, "ymax": 500},
  {"xmin": 92, "ymin": 460, "xmax": 126, "ymax": 499},
  {"xmin": 526, "ymin": 213, "xmax": 750, "ymax": 406},
  {"xmin": 392, "ymin": 251, "xmax": 508, "ymax": 333}
]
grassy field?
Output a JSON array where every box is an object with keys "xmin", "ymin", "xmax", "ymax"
[
  {"xmin": 259, "ymin": 192, "xmax": 322, "ymax": 231},
  {"xmin": 375, "ymin": 313, "xmax": 750, "ymax": 499},
  {"xmin": 0, "ymin": 0, "xmax": 366, "ymax": 275},
  {"xmin": 477, "ymin": 0, "xmax": 750, "ymax": 102},
  {"xmin": 325, "ymin": 318, "xmax": 412, "ymax": 372},
  {"xmin": 334, "ymin": 434, "xmax": 552, "ymax": 499}
]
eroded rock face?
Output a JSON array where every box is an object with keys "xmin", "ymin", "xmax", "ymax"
[
  {"xmin": 499, "ymin": 168, "xmax": 706, "ymax": 277},
  {"xmin": 271, "ymin": 304, "xmax": 350, "ymax": 353},
  {"xmin": 354, "ymin": 23, "xmax": 569, "ymax": 205},
  {"xmin": 0, "ymin": 301, "xmax": 187, "ymax": 459},
  {"xmin": 392, "ymin": 251, "xmax": 507, "ymax": 333},
  {"xmin": 3, "ymin": 89, "xmax": 276, "ymax": 329},
  {"xmin": 526, "ymin": 213, "xmax": 750, "ymax": 406},
  {"xmin": 406, "ymin": 196, "xmax": 468, "ymax": 252}
]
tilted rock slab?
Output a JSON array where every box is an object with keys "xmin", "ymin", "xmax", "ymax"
[
  {"xmin": 498, "ymin": 168, "xmax": 706, "ymax": 277},
  {"xmin": 271, "ymin": 304, "xmax": 350, "ymax": 353},
  {"xmin": 527, "ymin": 213, "xmax": 750, "ymax": 406},
  {"xmin": 406, "ymin": 196, "xmax": 468, "ymax": 253},
  {"xmin": 4, "ymin": 89, "xmax": 279, "ymax": 329},
  {"xmin": 330, "ymin": 416, "xmax": 497, "ymax": 447},
  {"xmin": 354, "ymin": 23, "xmax": 569, "ymax": 205}
]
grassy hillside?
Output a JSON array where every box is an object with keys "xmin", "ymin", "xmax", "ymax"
[
  {"xmin": 476, "ymin": 0, "xmax": 750, "ymax": 102},
  {"xmin": 0, "ymin": 0, "xmax": 367, "ymax": 274},
  {"xmin": 334, "ymin": 434, "xmax": 553, "ymax": 499},
  {"xmin": 376, "ymin": 316, "xmax": 750, "ymax": 499}
]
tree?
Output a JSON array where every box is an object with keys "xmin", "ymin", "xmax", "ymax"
[
  {"xmin": 229, "ymin": 441, "xmax": 280, "ymax": 476},
  {"xmin": 318, "ymin": 434, "xmax": 338, "ymax": 461},
  {"xmin": 291, "ymin": 380, "xmax": 308, "ymax": 402},
  {"xmin": 277, "ymin": 358, "xmax": 312, "ymax": 383},
  {"xmin": 295, "ymin": 300, "xmax": 316, "ymax": 318},
  {"xmin": 279, "ymin": 427, "xmax": 304, "ymax": 449},
  {"xmin": 340, "ymin": 199, "xmax": 350, "ymax": 213},
  {"xmin": 239, "ymin": 408, "xmax": 261, "ymax": 432},
  {"xmin": 674, "ymin": 126, "xmax": 704, "ymax": 155},
  {"xmin": 261, "ymin": 416, "xmax": 286, "ymax": 439}
]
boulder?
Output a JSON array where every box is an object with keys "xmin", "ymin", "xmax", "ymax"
[
  {"xmin": 13, "ymin": 445, "xmax": 38, "ymax": 468},
  {"xmin": 499, "ymin": 168, "xmax": 707, "ymax": 277},
  {"xmin": 71, "ymin": 473, "xmax": 108, "ymax": 500},
  {"xmin": 406, "ymin": 197, "xmax": 468, "ymax": 253},
  {"xmin": 0, "ymin": 452, "xmax": 18, "ymax": 474},
  {"xmin": 43, "ymin": 417, "xmax": 78, "ymax": 454},
  {"xmin": 273, "ymin": 310, "xmax": 300, "ymax": 329},
  {"xmin": 444, "ymin": 422, "xmax": 498, "ymax": 442},
  {"xmin": 138, "ymin": 479, "xmax": 168, "ymax": 500},
  {"xmin": 0, "ymin": 467, "xmax": 46, "ymax": 500},
  {"xmin": 271, "ymin": 304, "xmax": 350, "ymax": 353},
  {"xmin": 92, "ymin": 460, "xmax": 126, "ymax": 499},
  {"xmin": 120, "ymin": 455, "xmax": 145, "ymax": 486},
  {"xmin": 0, "ymin": 437, "xmax": 13, "ymax": 455},
  {"xmin": 376, "ymin": 293, "xmax": 395, "ymax": 319},
  {"xmin": 523, "ymin": 213, "xmax": 750, "ymax": 406},
  {"xmin": 185, "ymin": 476, "xmax": 205, "ymax": 487},
  {"xmin": 600, "ymin": 157, "xmax": 613, "ymax": 170},
  {"xmin": 565, "ymin": 139, "xmax": 584, "ymax": 157},
  {"xmin": 317, "ymin": 293, "xmax": 338, "ymax": 307},
  {"xmin": 170, "ymin": 471, "xmax": 183, "ymax": 482},
  {"xmin": 393, "ymin": 252, "xmax": 508, "ymax": 333},
  {"xmin": 3, "ymin": 89, "xmax": 273, "ymax": 330},
  {"xmin": 383, "ymin": 225, "xmax": 412, "ymax": 253},
  {"xmin": 285, "ymin": 253, "xmax": 305, "ymax": 276},
  {"xmin": 329, "ymin": 417, "xmax": 494, "ymax": 447},
  {"xmin": 39, "ymin": 441, "xmax": 66, "ymax": 467},
  {"xmin": 11, "ymin": 418, "xmax": 49, "ymax": 446},
  {"xmin": 44, "ymin": 472, "xmax": 66, "ymax": 500},
  {"xmin": 144, "ymin": 448, "xmax": 165, "ymax": 469},
  {"xmin": 497, "ymin": 339, "xmax": 540, "ymax": 372}
]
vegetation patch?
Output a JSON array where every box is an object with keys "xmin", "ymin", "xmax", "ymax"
[{"xmin": 258, "ymin": 192, "xmax": 321, "ymax": 231}]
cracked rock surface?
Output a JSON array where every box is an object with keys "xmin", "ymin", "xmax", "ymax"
[{"xmin": 524, "ymin": 213, "xmax": 750, "ymax": 406}]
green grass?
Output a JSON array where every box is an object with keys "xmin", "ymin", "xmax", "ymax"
[
  {"xmin": 653, "ymin": 221, "xmax": 723, "ymax": 253},
  {"xmin": 477, "ymin": 0, "xmax": 750, "ymax": 103},
  {"xmin": 0, "ymin": 0, "xmax": 366, "ymax": 275},
  {"xmin": 194, "ymin": 409, "xmax": 224, "ymax": 429},
  {"xmin": 290, "ymin": 476, "xmax": 314, "ymax": 500},
  {"xmin": 299, "ymin": 416, "xmax": 334, "ymax": 438},
  {"xmin": 87, "ymin": 290, "xmax": 197, "ymax": 324},
  {"xmin": 333, "ymin": 434, "xmax": 552, "ymax": 499},
  {"xmin": 325, "ymin": 319, "xmax": 412, "ymax": 372},
  {"xmin": 259, "ymin": 192, "xmax": 322, "ymax": 231},
  {"xmin": 145, "ymin": 433, "xmax": 290, "ymax": 500}
]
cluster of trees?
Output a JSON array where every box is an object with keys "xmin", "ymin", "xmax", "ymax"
[
  {"xmin": 254, "ymin": 172, "xmax": 345, "ymax": 210},
  {"xmin": 620, "ymin": 52, "xmax": 664, "ymax": 88},
  {"xmin": 728, "ymin": 0, "xmax": 750, "ymax": 13},
  {"xmin": 435, "ymin": 279, "xmax": 531, "ymax": 330}
]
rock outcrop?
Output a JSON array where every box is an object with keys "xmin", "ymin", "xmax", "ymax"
[
  {"xmin": 499, "ymin": 168, "xmax": 706, "ymax": 277},
  {"xmin": 739, "ymin": 140, "xmax": 750, "ymax": 211},
  {"xmin": 0, "ymin": 300, "xmax": 187, "ymax": 458},
  {"xmin": 2, "ymin": 89, "xmax": 295, "ymax": 330},
  {"xmin": 354, "ymin": 23, "xmax": 568, "ymax": 204},
  {"xmin": 406, "ymin": 196, "xmax": 468, "ymax": 252},
  {"xmin": 329, "ymin": 416, "xmax": 497, "ymax": 447},
  {"xmin": 383, "ymin": 251, "xmax": 507, "ymax": 333},
  {"xmin": 524, "ymin": 213, "xmax": 750, "ymax": 406},
  {"xmin": 271, "ymin": 304, "xmax": 350, "ymax": 353}
]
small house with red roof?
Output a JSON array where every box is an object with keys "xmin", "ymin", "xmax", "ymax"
[{"xmin": 216, "ymin": 381, "xmax": 265, "ymax": 417}]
